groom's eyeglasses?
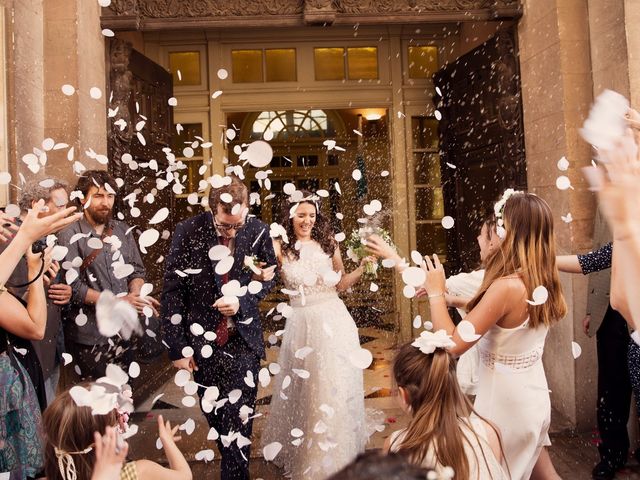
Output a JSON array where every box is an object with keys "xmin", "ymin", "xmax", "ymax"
[{"xmin": 214, "ymin": 218, "xmax": 246, "ymax": 232}]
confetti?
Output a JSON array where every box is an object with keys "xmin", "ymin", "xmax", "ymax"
[
  {"xmin": 263, "ymin": 442, "xmax": 282, "ymax": 462},
  {"xmin": 571, "ymin": 341, "xmax": 582, "ymax": 359},
  {"xmin": 349, "ymin": 348, "xmax": 373, "ymax": 369},
  {"xmin": 526, "ymin": 285, "xmax": 549, "ymax": 306}
]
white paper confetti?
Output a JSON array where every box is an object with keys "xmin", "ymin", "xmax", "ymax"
[
  {"xmin": 526, "ymin": 285, "xmax": 549, "ymax": 306},
  {"xmin": 349, "ymin": 348, "xmax": 373, "ymax": 369}
]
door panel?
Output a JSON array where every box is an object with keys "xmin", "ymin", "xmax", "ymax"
[
  {"xmin": 434, "ymin": 28, "xmax": 526, "ymax": 273},
  {"xmin": 107, "ymin": 39, "xmax": 174, "ymax": 289}
]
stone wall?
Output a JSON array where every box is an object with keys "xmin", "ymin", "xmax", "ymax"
[
  {"xmin": 1, "ymin": 0, "xmax": 107, "ymax": 196},
  {"xmin": 518, "ymin": 0, "xmax": 596, "ymax": 429}
]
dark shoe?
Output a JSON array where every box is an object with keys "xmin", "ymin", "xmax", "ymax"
[{"xmin": 592, "ymin": 461, "xmax": 616, "ymax": 480}]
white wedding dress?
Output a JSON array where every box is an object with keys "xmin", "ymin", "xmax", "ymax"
[
  {"xmin": 474, "ymin": 319, "xmax": 551, "ymax": 480},
  {"xmin": 262, "ymin": 241, "xmax": 367, "ymax": 479}
]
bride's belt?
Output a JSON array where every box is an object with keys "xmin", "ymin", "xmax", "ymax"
[
  {"xmin": 289, "ymin": 290, "xmax": 339, "ymax": 307},
  {"xmin": 478, "ymin": 346, "xmax": 543, "ymax": 371}
]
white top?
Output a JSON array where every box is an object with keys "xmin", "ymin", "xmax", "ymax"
[{"xmin": 389, "ymin": 416, "xmax": 507, "ymax": 480}]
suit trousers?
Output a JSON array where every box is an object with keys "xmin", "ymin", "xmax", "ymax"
[
  {"xmin": 596, "ymin": 306, "xmax": 632, "ymax": 468},
  {"xmin": 194, "ymin": 334, "xmax": 260, "ymax": 480}
]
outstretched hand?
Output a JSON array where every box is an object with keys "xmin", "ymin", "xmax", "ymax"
[
  {"xmin": 252, "ymin": 263, "xmax": 277, "ymax": 282},
  {"xmin": 19, "ymin": 200, "xmax": 81, "ymax": 243},
  {"xmin": 90, "ymin": 426, "xmax": 129, "ymax": 480},
  {"xmin": 158, "ymin": 414, "xmax": 182, "ymax": 446},
  {"xmin": 421, "ymin": 254, "xmax": 446, "ymax": 296},
  {"xmin": 364, "ymin": 234, "xmax": 398, "ymax": 261}
]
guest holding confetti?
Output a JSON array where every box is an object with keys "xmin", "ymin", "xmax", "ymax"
[
  {"xmin": 384, "ymin": 336, "xmax": 508, "ymax": 479},
  {"xmin": 43, "ymin": 386, "xmax": 192, "ymax": 480},
  {"xmin": 369, "ymin": 192, "xmax": 566, "ymax": 479}
]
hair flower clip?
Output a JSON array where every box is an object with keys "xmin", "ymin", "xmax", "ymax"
[
  {"xmin": 411, "ymin": 329, "xmax": 456, "ymax": 355},
  {"xmin": 493, "ymin": 188, "xmax": 523, "ymax": 238}
]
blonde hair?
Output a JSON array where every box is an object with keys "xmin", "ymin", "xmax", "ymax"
[
  {"xmin": 392, "ymin": 343, "xmax": 507, "ymax": 479},
  {"xmin": 468, "ymin": 193, "xmax": 567, "ymax": 328}
]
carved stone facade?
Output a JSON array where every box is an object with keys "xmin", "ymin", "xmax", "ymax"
[{"xmin": 102, "ymin": 0, "xmax": 520, "ymax": 29}]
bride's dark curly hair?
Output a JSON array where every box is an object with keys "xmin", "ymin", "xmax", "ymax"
[{"xmin": 280, "ymin": 190, "xmax": 337, "ymax": 261}]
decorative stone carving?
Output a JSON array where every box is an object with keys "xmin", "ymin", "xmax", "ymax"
[
  {"xmin": 304, "ymin": 0, "xmax": 336, "ymax": 25},
  {"xmin": 334, "ymin": 0, "xmax": 511, "ymax": 13},
  {"xmin": 102, "ymin": 0, "xmax": 521, "ymax": 26}
]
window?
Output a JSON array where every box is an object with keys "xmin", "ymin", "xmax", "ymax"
[
  {"xmin": 250, "ymin": 110, "xmax": 336, "ymax": 140},
  {"xmin": 314, "ymin": 46, "xmax": 379, "ymax": 81},
  {"xmin": 171, "ymin": 123, "xmax": 204, "ymax": 194},
  {"xmin": 314, "ymin": 47, "xmax": 345, "ymax": 81},
  {"xmin": 168, "ymin": 51, "xmax": 201, "ymax": 86},
  {"xmin": 231, "ymin": 50, "xmax": 263, "ymax": 83},
  {"xmin": 347, "ymin": 47, "xmax": 378, "ymax": 80},
  {"xmin": 408, "ymin": 46, "xmax": 438, "ymax": 79},
  {"xmin": 265, "ymin": 49, "xmax": 297, "ymax": 82},
  {"xmin": 411, "ymin": 116, "xmax": 445, "ymax": 256},
  {"xmin": 231, "ymin": 48, "xmax": 297, "ymax": 83}
]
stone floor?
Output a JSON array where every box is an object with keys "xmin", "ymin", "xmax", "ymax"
[{"xmin": 127, "ymin": 326, "xmax": 640, "ymax": 479}]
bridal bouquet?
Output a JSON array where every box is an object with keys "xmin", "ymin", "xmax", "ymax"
[{"xmin": 345, "ymin": 226, "xmax": 395, "ymax": 280}]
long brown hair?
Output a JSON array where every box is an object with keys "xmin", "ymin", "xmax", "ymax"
[
  {"xmin": 43, "ymin": 385, "xmax": 119, "ymax": 480},
  {"xmin": 392, "ymin": 343, "xmax": 507, "ymax": 480},
  {"xmin": 468, "ymin": 193, "xmax": 567, "ymax": 328},
  {"xmin": 280, "ymin": 190, "xmax": 337, "ymax": 260}
]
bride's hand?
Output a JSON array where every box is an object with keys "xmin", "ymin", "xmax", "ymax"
[
  {"xmin": 359, "ymin": 255, "xmax": 377, "ymax": 268},
  {"xmin": 421, "ymin": 254, "xmax": 446, "ymax": 296},
  {"xmin": 252, "ymin": 263, "xmax": 277, "ymax": 282}
]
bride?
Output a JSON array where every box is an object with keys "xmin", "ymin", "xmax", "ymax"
[{"xmin": 262, "ymin": 190, "xmax": 374, "ymax": 479}]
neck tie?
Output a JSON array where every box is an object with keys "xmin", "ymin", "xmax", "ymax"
[{"xmin": 215, "ymin": 235, "xmax": 230, "ymax": 346}]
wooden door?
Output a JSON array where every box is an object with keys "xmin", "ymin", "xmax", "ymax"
[
  {"xmin": 106, "ymin": 39, "xmax": 174, "ymax": 290},
  {"xmin": 434, "ymin": 28, "xmax": 527, "ymax": 274}
]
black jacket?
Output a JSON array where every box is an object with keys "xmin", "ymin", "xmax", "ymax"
[{"xmin": 161, "ymin": 212, "xmax": 277, "ymax": 360}]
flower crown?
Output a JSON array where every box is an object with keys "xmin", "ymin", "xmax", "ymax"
[
  {"xmin": 493, "ymin": 188, "xmax": 523, "ymax": 238},
  {"xmin": 412, "ymin": 329, "xmax": 456, "ymax": 354}
]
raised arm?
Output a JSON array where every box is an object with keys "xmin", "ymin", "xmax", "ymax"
[
  {"xmin": 135, "ymin": 415, "xmax": 192, "ymax": 480},
  {"xmin": 556, "ymin": 255, "xmax": 583, "ymax": 274}
]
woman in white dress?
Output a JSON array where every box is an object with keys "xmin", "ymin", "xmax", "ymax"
[
  {"xmin": 262, "ymin": 191, "xmax": 374, "ymax": 479},
  {"xmin": 420, "ymin": 193, "xmax": 567, "ymax": 480}
]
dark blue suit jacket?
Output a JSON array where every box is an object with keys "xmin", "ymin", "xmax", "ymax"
[{"xmin": 161, "ymin": 212, "xmax": 276, "ymax": 360}]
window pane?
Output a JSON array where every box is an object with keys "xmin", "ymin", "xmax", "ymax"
[
  {"xmin": 270, "ymin": 155, "xmax": 292, "ymax": 168},
  {"xmin": 171, "ymin": 123, "xmax": 203, "ymax": 157},
  {"xmin": 232, "ymin": 50, "xmax": 263, "ymax": 83},
  {"xmin": 415, "ymin": 187, "xmax": 444, "ymax": 220},
  {"xmin": 169, "ymin": 51, "xmax": 201, "ymax": 86},
  {"xmin": 297, "ymin": 155, "xmax": 319, "ymax": 167},
  {"xmin": 411, "ymin": 117, "xmax": 439, "ymax": 150},
  {"xmin": 415, "ymin": 222, "xmax": 447, "ymax": 256},
  {"xmin": 414, "ymin": 153, "xmax": 441, "ymax": 185},
  {"xmin": 347, "ymin": 47, "xmax": 378, "ymax": 80},
  {"xmin": 314, "ymin": 48, "xmax": 345, "ymax": 81},
  {"xmin": 327, "ymin": 154, "xmax": 339, "ymax": 166},
  {"xmin": 408, "ymin": 46, "xmax": 438, "ymax": 79},
  {"xmin": 265, "ymin": 48, "xmax": 296, "ymax": 82}
]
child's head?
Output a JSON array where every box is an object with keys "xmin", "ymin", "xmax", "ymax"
[
  {"xmin": 43, "ymin": 386, "xmax": 120, "ymax": 480},
  {"xmin": 391, "ymin": 340, "xmax": 475, "ymax": 478},
  {"xmin": 392, "ymin": 341, "xmax": 469, "ymax": 417},
  {"xmin": 477, "ymin": 213, "xmax": 500, "ymax": 263}
]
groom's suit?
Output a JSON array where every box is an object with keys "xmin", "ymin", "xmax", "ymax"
[{"xmin": 161, "ymin": 212, "xmax": 276, "ymax": 479}]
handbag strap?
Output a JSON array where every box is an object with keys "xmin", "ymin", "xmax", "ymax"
[{"xmin": 80, "ymin": 225, "xmax": 113, "ymax": 273}]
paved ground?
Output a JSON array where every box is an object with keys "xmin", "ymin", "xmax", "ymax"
[{"xmin": 126, "ymin": 327, "xmax": 640, "ymax": 479}]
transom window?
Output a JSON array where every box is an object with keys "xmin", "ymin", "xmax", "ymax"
[{"xmin": 250, "ymin": 110, "xmax": 336, "ymax": 140}]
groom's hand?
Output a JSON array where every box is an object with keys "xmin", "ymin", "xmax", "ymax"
[
  {"xmin": 252, "ymin": 263, "xmax": 276, "ymax": 282},
  {"xmin": 173, "ymin": 357, "xmax": 197, "ymax": 372},
  {"xmin": 213, "ymin": 298, "xmax": 239, "ymax": 317}
]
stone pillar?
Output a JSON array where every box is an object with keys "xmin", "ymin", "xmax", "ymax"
[
  {"xmin": 518, "ymin": 0, "xmax": 596, "ymax": 429},
  {"xmin": 625, "ymin": 0, "xmax": 640, "ymax": 107},
  {"xmin": 10, "ymin": 0, "xmax": 45, "ymax": 187},
  {"xmin": 42, "ymin": 0, "xmax": 107, "ymax": 186}
]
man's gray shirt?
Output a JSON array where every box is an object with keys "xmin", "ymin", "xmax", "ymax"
[{"xmin": 57, "ymin": 217, "xmax": 146, "ymax": 345}]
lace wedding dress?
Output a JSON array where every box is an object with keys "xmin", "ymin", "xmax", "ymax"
[{"xmin": 262, "ymin": 241, "xmax": 367, "ymax": 479}]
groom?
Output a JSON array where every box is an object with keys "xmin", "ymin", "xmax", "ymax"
[{"xmin": 161, "ymin": 176, "xmax": 277, "ymax": 479}]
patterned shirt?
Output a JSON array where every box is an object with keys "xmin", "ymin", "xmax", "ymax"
[{"xmin": 577, "ymin": 242, "xmax": 612, "ymax": 275}]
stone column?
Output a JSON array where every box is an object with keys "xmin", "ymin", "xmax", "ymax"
[
  {"xmin": 518, "ymin": 0, "xmax": 596, "ymax": 429},
  {"xmin": 42, "ymin": 0, "xmax": 107, "ymax": 186}
]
